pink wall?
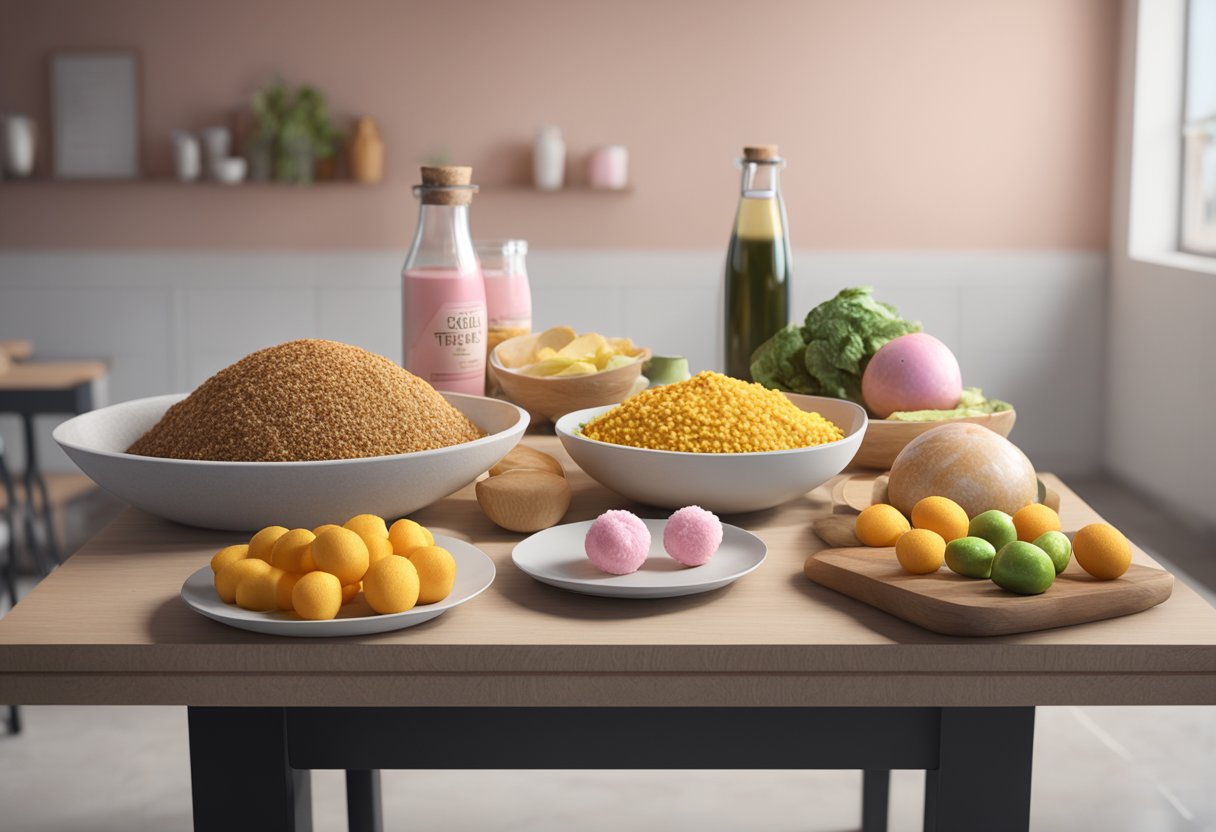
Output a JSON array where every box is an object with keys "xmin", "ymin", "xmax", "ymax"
[{"xmin": 0, "ymin": 0, "xmax": 1117, "ymax": 249}]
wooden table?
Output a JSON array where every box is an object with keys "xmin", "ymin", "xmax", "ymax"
[
  {"xmin": 0, "ymin": 360, "xmax": 108, "ymax": 574},
  {"xmin": 1, "ymin": 437, "xmax": 1214, "ymax": 832}
]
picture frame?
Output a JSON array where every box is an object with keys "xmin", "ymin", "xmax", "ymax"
[{"xmin": 50, "ymin": 50, "xmax": 141, "ymax": 179}]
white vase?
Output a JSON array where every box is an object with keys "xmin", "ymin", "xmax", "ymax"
[
  {"xmin": 171, "ymin": 130, "xmax": 201, "ymax": 182},
  {"xmin": 200, "ymin": 126, "xmax": 231, "ymax": 178},
  {"xmin": 3, "ymin": 115, "xmax": 36, "ymax": 178},
  {"xmin": 533, "ymin": 126, "xmax": 565, "ymax": 191}
]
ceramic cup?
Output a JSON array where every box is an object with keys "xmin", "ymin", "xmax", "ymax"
[
  {"xmin": 212, "ymin": 156, "xmax": 247, "ymax": 185},
  {"xmin": 200, "ymin": 126, "xmax": 232, "ymax": 177},
  {"xmin": 171, "ymin": 130, "xmax": 201, "ymax": 182},
  {"xmin": 588, "ymin": 145, "xmax": 628, "ymax": 190},
  {"xmin": 2, "ymin": 115, "xmax": 36, "ymax": 178}
]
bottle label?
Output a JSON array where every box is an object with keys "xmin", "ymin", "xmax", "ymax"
[{"xmin": 407, "ymin": 300, "xmax": 487, "ymax": 393}]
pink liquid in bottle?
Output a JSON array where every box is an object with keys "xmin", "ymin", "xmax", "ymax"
[{"xmin": 402, "ymin": 267, "xmax": 487, "ymax": 395}]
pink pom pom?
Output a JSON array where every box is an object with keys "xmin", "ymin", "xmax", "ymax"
[
  {"xmin": 585, "ymin": 510, "xmax": 651, "ymax": 575},
  {"xmin": 663, "ymin": 506, "xmax": 722, "ymax": 566}
]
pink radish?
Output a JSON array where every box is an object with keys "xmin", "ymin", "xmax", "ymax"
[{"xmin": 861, "ymin": 333, "xmax": 962, "ymax": 418}]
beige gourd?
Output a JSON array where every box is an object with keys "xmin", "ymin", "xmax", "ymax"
[
  {"xmin": 886, "ymin": 422, "xmax": 1037, "ymax": 519},
  {"xmin": 477, "ymin": 446, "xmax": 570, "ymax": 532}
]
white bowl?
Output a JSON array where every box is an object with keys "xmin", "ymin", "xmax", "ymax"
[
  {"xmin": 54, "ymin": 392, "xmax": 528, "ymax": 531},
  {"xmin": 555, "ymin": 393, "xmax": 867, "ymax": 514}
]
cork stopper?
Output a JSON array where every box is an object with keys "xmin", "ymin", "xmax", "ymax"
[
  {"xmin": 743, "ymin": 145, "xmax": 780, "ymax": 161},
  {"xmin": 417, "ymin": 165, "xmax": 478, "ymax": 205}
]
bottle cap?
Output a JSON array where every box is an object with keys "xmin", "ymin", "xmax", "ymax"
[
  {"xmin": 417, "ymin": 166, "xmax": 478, "ymax": 204},
  {"xmin": 743, "ymin": 145, "xmax": 780, "ymax": 161}
]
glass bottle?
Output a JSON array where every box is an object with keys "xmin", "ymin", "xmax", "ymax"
[
  {"xmin": 476, "ymin": 239, "xmax": 532, "ymax": 395},
  {"xmin": 402, "ymin": 165, "xmax": 487, "ymax": 395},
  {"xmin": 724, "ymin": 145, "xmax": 791, "ymax": 380}
]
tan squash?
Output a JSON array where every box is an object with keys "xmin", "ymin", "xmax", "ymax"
[
  {"xmin": 488, "ymin": 445, "xmax": 565, "ymax": 478},
  {"xmin": 886, "ymin": 422, "xmax": 1037, "ymax": 518},
  {"xmin": 476, "ymin": 469, "xmax": 571, "ymax": 533}
]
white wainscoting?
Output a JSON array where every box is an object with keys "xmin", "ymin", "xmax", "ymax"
[{"xmin": 0, "ymin": 248, "xmax": 1106, "ymax": 475}]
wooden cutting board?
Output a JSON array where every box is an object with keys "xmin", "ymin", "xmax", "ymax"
[
  {"xmin": 804, "ymin": 473, "xmax": 1174, "ymax": 637},
  {"xmin": 804, "ymin": 547, "xmax": 1174, "ymax": 637}
]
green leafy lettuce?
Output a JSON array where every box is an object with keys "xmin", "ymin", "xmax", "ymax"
[
  {"xmin": 887, "ymin": 388, "xmax": 1012, "ymax": 421},
  {"xmin": 750, "ymin": 286, "xmax": 920, "ymax": 403}
]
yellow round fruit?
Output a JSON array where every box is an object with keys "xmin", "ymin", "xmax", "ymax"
[
  {"xmin": 910, "ymin": 496, "xmax": 969, "ymax": 543},
  {"xmin": 210, "ymin": 544, "xmax": 249, "ymax": 573},
  {"xmin": 345, "ymin": 514, "xmax": 389, "ymax": 541},
  {"xmin": 248, "ymin": 526, "xmax": 289, "ymax": 562},
  {"xmin": 274, "ymin": 571, "xmax": 304, "ymax": 611},
  {"xmin": 341, "ymin": 582, "xmax": 361, "ymax": 604},
  {"xmin": 389, "ymin": 518, "xmax": 434, "ymax": 556},
  {"xmin": 270, "ymin": 528, "xmax": 316, "ymax": 573},
  {"xmin": 1073, "ymin": 523, "xmax": 1132, "ymax": 579},
  {"xmin": 895, "ymin": 529, "xmax": 946, "ymax": 574},
  {"xmin": 366, "ymin": 535, "xmax": 394, "ymax": 567},
  {"xmin": 311, "ymin": 527, "xmax": 370, "ymax": 585},
  {"xmin": 235, "ymin": 566, "xmax": 286, "ymax": 612},
  {"xmin": 855, "ymin": 504, "xmax": 910, "ymax": 547},
  {"xmin": 363, "ymin": 555, "xmax": 421, "ymax": 614},
  {"xmin": 292, "ymin": 571, "xmax": 343, "ymax": 620},
  {"xmin": 1013, "ymin": 503, "xmax": 1062, "ymax": 543},
  {"xmin": 215, "ymin": 558, "xmax": 273, "ymax": 604},
  {"xmin": 313, "ymin": 524, "xmax": 342, "ymax": 537},
  {"xmin": 409, "ymin": 546, "xmax": 457, "ymax": 604}
]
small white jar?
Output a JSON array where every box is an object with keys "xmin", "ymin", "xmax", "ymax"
[{"xmin": 533, "ymin": 125, "xmax": 565, "ymax": 191}]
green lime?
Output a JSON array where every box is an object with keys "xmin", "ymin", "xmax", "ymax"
[
  {"xmin": 1034, "ymin": 530, "xmax": 1072, "ymax": 574},
  {"xmin": 968, "ymin": 510, "xmax": 1017, "ymax": 552},
  {"xmin": 991, "ymin": 541, "xmax": 1056, "ymax": 595},
  {"xmin": 944, "ymin": 536, "xmax": 997, "ymax": 579}
]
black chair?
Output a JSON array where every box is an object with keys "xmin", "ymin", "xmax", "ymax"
[{"xmin": 0, "ymin": 435, "xmax": 22, "ymax": 735}]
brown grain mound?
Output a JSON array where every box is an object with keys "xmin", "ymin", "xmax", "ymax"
[{"xmin": 127, "ymin": 340, "xmax": 483, "ymax": 461}]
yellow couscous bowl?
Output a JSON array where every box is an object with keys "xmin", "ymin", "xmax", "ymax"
[{"xmin": 555, "ymin": 393, "xmax": 867, "ymax": 514}]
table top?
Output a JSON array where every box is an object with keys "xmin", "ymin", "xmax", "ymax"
[
  {"xmin": 0, "ymin": 360, "xmax": 108, "ymax": 391},
  {"xmin": 1, "ymin": 437, "xmax": 1213, "ymax": 707}
]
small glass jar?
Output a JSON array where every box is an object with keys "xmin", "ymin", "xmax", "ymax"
[{"xmin": 477, "ymin": 239, "xmax": 532, "ymax": 394}]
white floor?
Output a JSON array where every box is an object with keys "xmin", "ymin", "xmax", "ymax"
[{"xmin": 0, "ymin": 704, "xmax": 1213, "ymax": 831}]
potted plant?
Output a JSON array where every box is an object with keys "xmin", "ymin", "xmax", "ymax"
[{"xmin": 249, "ymin": 79, "xmax": 343, "ymax": 184}]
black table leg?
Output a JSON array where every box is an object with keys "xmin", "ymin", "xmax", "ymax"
[
  {"xmin": 923, "ymin": 707, "xmax": 1035, "ymax": 832},
  {"xmin": 189, "ymin": 707, "xmax": 313, "ymax": 832},
  {"xmin": 862, "ymin": 769, "xmax": 890, "ymax": 832},
  {"xmin": 346, "ymin": 769, "xmax": 383, "ymax": 832},
  {"xmin": 20, "ymin": 414, "xmax": 59, "ymax": 572}
]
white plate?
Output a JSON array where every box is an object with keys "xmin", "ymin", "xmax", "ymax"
[
  {"xmin": 512, "ymin": 518, "xmax": 767, "ymax": 599},
  {"xmin": 180, "ymin": 534, "xmax": 495, "ymax": 637}
]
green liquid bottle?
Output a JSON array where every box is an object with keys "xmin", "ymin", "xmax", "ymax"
[{"xmin": 724, "ymin": 145, "xmax": 791, "ymax": 380}]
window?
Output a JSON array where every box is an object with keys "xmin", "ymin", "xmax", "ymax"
[{"xmin": 1182, "ymin": 0, "xmax": 1216, "ymax": 254}]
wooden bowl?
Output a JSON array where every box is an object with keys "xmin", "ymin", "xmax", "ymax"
[
  {"xmin": 490, "ymin": 342, "xmax": 651, "ymax": 423},
  {"xmin": 851, "ymin": 408, "xmax": 1016, "ymax": 470}
]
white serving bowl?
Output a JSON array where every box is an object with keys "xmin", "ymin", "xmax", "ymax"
[
  {"xmin": 54, "ymin": 392, "xmax": 528, "ymax": 531},
  {"xmin": 555, "ymin": 393, "xmax": 867, "ymax": 514}
]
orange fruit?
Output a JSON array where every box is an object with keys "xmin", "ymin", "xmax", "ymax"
[
  {"xmin": 389, "ymin": 518, "xmax": 434, "ymax": 556},
  {"xmin": 292, "ymin": 571, "xmax": 343, "ymax": 620},
  {"xmin": 363, "ymin": 555, "xmax": 421, "ymax": 614},
  {"xmin": 1073, "ymin": 523, "xmax": 1132, "ymax": 579},
  {"xmin": 409, "ymin": 546, "xmax": 457, "ymax": 604},
  {"xmin": 910, "ymin": 496, "xmax": 969, "ymax": 542},
  {"xmin": 855, "ymin": 504, "xmax": 910, "ymax": 547},
  {"xmin": 895, "ymin": 529, "xmax": 946, "ymax": 574},
  {"xmin": 210, "ymin": 544, "xmax": 249, "ymax": 574},
  {"xmin": 270, "ymin": 528, "xmax": 316, "ymax": 573},
  {"xmin": 311, "ymin": 527, "xmax": 370, "ymax": 585},
  {"xmin": 214, "ymin": 558, "xmax": 272, "ymax": 604},
  {"xmin": 1012, "ymin": 503, "xmax": 1061, "ymax": 543},
  {"xmin": 248, "ymin": 526, "xmax": 289, "ymax": 562}
]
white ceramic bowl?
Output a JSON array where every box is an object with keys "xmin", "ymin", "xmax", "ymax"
[
  {"xmin": 555, "ymin": 393, "xmax": 867, "ymax": 514},
  {"xmin": 54, "ymin": 392, "xmax": 528, "ymax": 531}
]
